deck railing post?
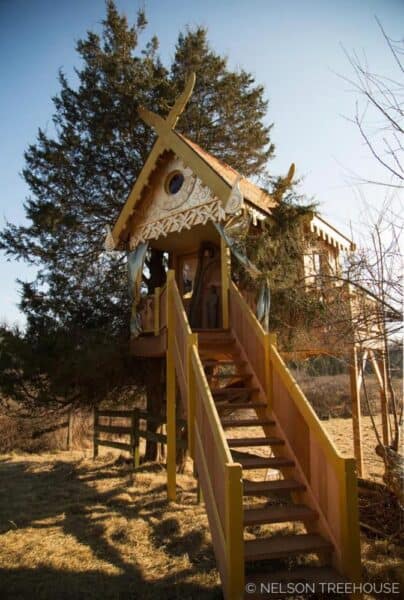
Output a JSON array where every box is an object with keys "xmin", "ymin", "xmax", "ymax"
[
  {"xmin": 187, "ymin": 334, "xmax": 198, "ymax": 459},
  {"xmin": 166, "ymin": 270, "xmax": 177, "ymax": 501},
  {"xmin": 340, "ymin": 458, "xmax": 362, "ymax": 589},
  {"xmin": 225, "ymin": 463, "xmax": 244, "ymax": 600}
]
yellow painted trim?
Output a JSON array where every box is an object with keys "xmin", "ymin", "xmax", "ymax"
[
  {"xmin": 166, "ymin": 72, "xmax": 196, "ymax": 130},
  {"xmin": 194, "ymin": 426, "xmax": 227, "ymax": 555},
  {"xmin": 229, "ymin": 281, "xmax": 267, "ymax": 340},
  {"xmin": 340, "ymin": 458, "xmax": 362, "ymax": 584},
  {"xmin": 270, "ymin": 344, "xmax": 347, "ymax": 469},
  {"xmin": 112, "ymin": 138, "xmax": 165, "ymax": 245},
  {"xmin": 139, "ymin": 108, "xmax": 232, "ymax": 206},
  {"xmin": 191, "ymin": 346, "xmax": 233, "ymax": 465},
  {"xmin": 225, "ymin": 463, "xmax": 244, "ymax": 600},
  {"xmin": 166, "ymin": 271, "xmax": 176, "ymax": 501}
]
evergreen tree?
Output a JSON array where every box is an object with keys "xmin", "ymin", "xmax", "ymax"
[
  {"xmin": 169, "ymin": 27, "xmax": 274, "ymax": 176},
  {"xmin": 0, "ymin": 1, "xmax": 275, "ymax": 410}
]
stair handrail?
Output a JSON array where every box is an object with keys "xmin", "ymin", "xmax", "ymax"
[
  {"xmin": 166, "ymin": 270, "xmax": 244, "ymax": 599},
  {"xmin": 229, "ymin": 279, "xmax": 361, "ymax": 585}
]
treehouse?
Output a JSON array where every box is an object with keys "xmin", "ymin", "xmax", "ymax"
[{"xmin": 107, "ymin": 75, "xmax": 369, "ymax": 598}]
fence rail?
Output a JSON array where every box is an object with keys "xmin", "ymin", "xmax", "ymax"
[{"xmin": 93, "ymin": 407, "xmax": 186, "ymax": 466}]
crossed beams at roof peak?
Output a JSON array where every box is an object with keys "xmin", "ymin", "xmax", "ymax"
[{"xmin": 139, "ymin": 72, "xmax": 196, "ymax": 138}]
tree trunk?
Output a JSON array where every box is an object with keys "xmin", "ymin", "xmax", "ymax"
[{"xmin": 376, "ymin": 444, "xmax": 404, "ymax": 508}]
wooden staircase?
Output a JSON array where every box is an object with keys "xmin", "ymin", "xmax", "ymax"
[
  {"xmin": 197, "ymin": 329, "xmax": 347, "ymax": 594},
  {"xmin": 163, "ymin": 272, "xmax": 361, "ymax": 599}
]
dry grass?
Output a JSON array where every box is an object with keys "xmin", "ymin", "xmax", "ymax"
[
  {"xmin": 0, "ymin": 416, "xmax": 402, "ymax": 599},
  {"xmin": 0, "ymin": 409, "xmax": 93, "ymax": 454},
  {"xmin": 0, "ymin": 451, "xmax": 220, "ymax": 600},
  {"xmin": 293, "ymin": 372, "xmax": 401, "ymax": 420}
]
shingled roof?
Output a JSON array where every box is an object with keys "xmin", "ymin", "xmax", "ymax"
[{"xmin": 175, "ymin": 132, "xmax": 276, "ymax": 214}]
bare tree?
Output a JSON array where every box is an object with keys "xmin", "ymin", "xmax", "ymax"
[
  {"xmin": 341, "ymin": 17, "xmax": 403, "ymax": 189},
  {"xmin": 340, "ymin": 19, "xmax": 403, "ymax": 502}
]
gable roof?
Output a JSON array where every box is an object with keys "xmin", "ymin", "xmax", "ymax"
[
  {"xmin": 110, "ymin": 74, "xmax": 281, "ymax": 249},
  {"xmin": 175, "ymin": 132, "xmax": 276, "ymax": 214}
]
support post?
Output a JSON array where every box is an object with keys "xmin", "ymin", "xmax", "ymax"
[
  {"xmin": 349, "ymin": 347, "xmax": 364, "ymax": 478},
  {"xmin": 220, "ymin": 236, "xmax": 230, "ymax": 329},
  {"xmin": 166, "ymin": 270, "xmax": 177, "ymax": 501},
  {"xmin": 93, "ymin": 407, "xmax": 99, "ymax": 459},
  {"xmin": 225, "ymin": 463, "xmax": 244, "ymax": 600}
]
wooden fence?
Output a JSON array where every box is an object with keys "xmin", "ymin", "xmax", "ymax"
[{"xmin": 93, "ymin": 407, "xmax": 187, "ymax": 465}]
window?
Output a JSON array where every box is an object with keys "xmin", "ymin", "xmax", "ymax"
[{"xmin": 165, "ymin": 171, "xmax": 184, "ymax": 195}]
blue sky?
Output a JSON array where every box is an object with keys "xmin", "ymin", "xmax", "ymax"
[{"xmin": 0, "ymin": 0, "xmax": 403, "ymax": 325}]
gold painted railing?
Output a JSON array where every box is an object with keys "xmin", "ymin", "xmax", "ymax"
[
  {"xmin": 165, "ymin": 271, "xmax": 244, "ymax": 599},
  {"xmin": 229, "ymin": 282, "xmax": 272, "ymax": 402},
  {"xmin": 229, "ymin": 280, "xmax": 361, "ymax": 585}
]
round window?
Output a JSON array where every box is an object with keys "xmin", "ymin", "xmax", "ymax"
[{"xmin": 166, "ymin": 171, "xmax": 184, "ymax": 195}]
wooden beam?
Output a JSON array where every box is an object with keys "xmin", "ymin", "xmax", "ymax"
[
  {"xmin": 166, "ymin": 271, "xmax": 177, "ymax": 501},
  {"xmin": 166, "ymin": 72, "xmax": 196, "ymax": 129},
  {"xmin": 139, "ymin": 108, "xmax": 232, "ymax": 205},
  {"xmin": 112, "ymin": 138, "xmax": 165, "ymax": 246},
  {"xmin": 349, "ymin": 347, "xmax": 364, "ymax": 478}
]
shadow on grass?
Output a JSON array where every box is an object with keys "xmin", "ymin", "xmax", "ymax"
[
  {"xmin": 0, "ymin": 566, "xmax": 222, "ymax": 600},
  {"xmin": 0, "ymin": 457, "xmax": 220, "ymax": 600}
]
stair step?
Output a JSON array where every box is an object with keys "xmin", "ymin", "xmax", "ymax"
[
  {"xmin": 212, "ymin": 387, "xmax": 259, "ymax": 397},
  {"xmin": 221, "ymin": 417, "xmax": 275, "ymax": 428},
  {"xmin": 245, "ymin": 533, "xmax": 333, "ymax": 562},
  {"xmin": 217, "ymin": 402, "xmax": 266, "ymax": 411},
  {"xmin": 208, "ymin": 373, "xmax": 252, "ymax": 381},
  {"xmin": 232, "ymin": 451, "xmax": 294, "ymax": 470},
  {"xmin": 243, "ymin": 479, "xmax": 305, "ymax": 496},
  {"xmin": 244, "ymin": 504, "xmax": 318, "ymax": 526},
  {"xmin": 227, "ymin": 437, "xmax": 284, "ymax": 447},
  {"xmin": 193, "ymin": 328, "xmax": 230, "ymax": 333},
  {"xmin": 199, "ymin": 339, "xmax": 235, "ymax": 346},
  {"xmin": 203, "ymin": 359, "xmax": 247, "ymax": 368}
]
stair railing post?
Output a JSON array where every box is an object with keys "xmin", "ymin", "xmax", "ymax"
[
  {"xmin": 340, "ymin": 458, "xmax": 362, "ymax": 588},
  {"xmin": 93, "ymin": 407, "xmax": 99, "ymax": 459},
  {"xmin": 225, "ymin": 463, "xmax": 244, "ymax": 600},
  {"xmin": 166, "ymin": 270, "xmax": 177, "ymax": 501}
]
